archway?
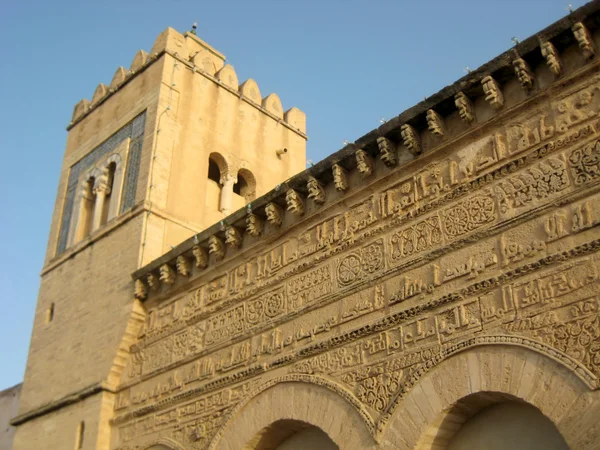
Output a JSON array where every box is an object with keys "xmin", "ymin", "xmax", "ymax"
[{"xmin": 244, "ymin": 419, "xmax": 338, "ymax": 450}]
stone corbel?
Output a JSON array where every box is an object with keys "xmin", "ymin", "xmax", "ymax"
[
  {"xmin": 572, "ymin": 22, "xmax": 595, "ymax": 59},
  {"xmin": 208, "ymin": 235, "xmax": 226, "ymax": 260},
  {"xmin": 176, "ymin": 255, "xmax": 191, "ymax": 277},
  {"xmin": 332, "ymin": 164, "xmax": 348, "ymax": 191},
  {"xmin": 246, "ymin": 213, "xmax": 263, "ymax": 237},
  {"xmin": 481, "ymin": 75, "xmax": 504, "ymax": 109},
  {"xmin": 159, "ymin": 264, "xmax": 175, "ymax": 285},
  {"xmin": 426, "ymin": 109, "xmax": 444, "ymax": 136},
  {"xmin": 400, "ymin": 125, "xmax": 421, "ymax": 155},
  {"xmin": 286, "ymin": 189, "xmax": 305, "ymax": 216},
  {"xmin": 147, "ymin": 273, "xmax": 160, "ymax": 291},
  {"xmin": 192, "ymin": 245, "xmax": 208, "ymax": 269},
  {"xmin": 377, "ymin": 137, "xmax": 397, "ymax": 166},
  {"xmin": 134, "ymin": 279, "xmax": 147, "ymax": 300},
  {"xmin": 540, "ymin": 40, "xmax": 562, "ymax": 76},
  {"xmin": 265, "ymin": 202, "xmax": 283, "ymax": 226},
  {"xmin": 355, "ymin": 149, "xmax": 373, "ymax": 176},
  {"xmin": 454, "ymin": 92, "xmax": 475, "ymax": 123},
  {"xmin": 224, "ymin": 226, "xmax": 243, "ymax": 248},
  {"xmin": 511, "ymin": 52, "xmax": 534, "ymax": 90},
  {"xmin": 306, "ymin": 177, "xmax": 326, "ymax": 204}
]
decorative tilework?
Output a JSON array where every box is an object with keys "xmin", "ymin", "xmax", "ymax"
[{"xmin": 56, "ymin": 111, "xmax": 147, "ymax": 254}]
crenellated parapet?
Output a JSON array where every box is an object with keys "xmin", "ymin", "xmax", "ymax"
[
  {"xmin": 131, "ymin": 4, "xmax": 600, "ymax": 300},
  {"xmin": 68, "ymin": 27, "xmax": 306, "ymax": 137}
]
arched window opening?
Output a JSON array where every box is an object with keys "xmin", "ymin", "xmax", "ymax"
[
  {"xmin": 244, "ymin": 419, "xmax": 338, "ymax": 450},
  {"xmin": 208, "ymin": 157, "xmax": 221, "ymax": 184},
  {"xmin": 45, "ymin": 303, "xmax": 55, "ymax": 324},
  {"xmin": 233, "ymin": 169, "xmax": 256, "ymax": 202},
  {"xmin": 75, "ymin": 177, "xmax": 96, "ymax": 242},
  {"xmin": 74, "ymin": 421, "xmax": 85, "ymax": 450},
  {"xmin": 99, "ymin": 162, "xmax": 116, "ymax": 226}
]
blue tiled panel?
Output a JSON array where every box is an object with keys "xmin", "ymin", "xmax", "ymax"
[{"xmin": 56, "ymin": 111, "xmax": 147, "ymax": 255}]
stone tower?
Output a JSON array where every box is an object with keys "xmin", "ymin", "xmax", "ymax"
[{"xmin": 11, "ymin": 28, "xmax": 306, "ymax": 450}]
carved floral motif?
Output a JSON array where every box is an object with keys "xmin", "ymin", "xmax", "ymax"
[
  {"xmin": 442, "ymin": 195, "xmax": 496, "ymax": 237},
  {"xmin": 569, "ymin": 140, "xmax": 600, "ymax": 185}
]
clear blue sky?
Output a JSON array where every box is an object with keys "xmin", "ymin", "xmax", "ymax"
[{"xmin": 0, "ymin": 0, "xmax": 587, "ymax": 391}]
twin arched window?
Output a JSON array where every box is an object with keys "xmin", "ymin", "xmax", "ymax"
[{"xmin": 206, "ymin": 153, "xmax": 256, "ymax": 213}]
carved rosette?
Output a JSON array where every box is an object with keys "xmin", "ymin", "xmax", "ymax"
[
  {"xmin": 540, "ymin": 40, "xmax": 562, "ymax": 76},
  {"xmin": 286, "ymin": 189, "xmax": 305, "ymax": 215},
  {"xmin": 208, "ymin": 235, "xmax": 225, "ymax": 260},
  {"xmin": 306, "ymin": 177, "xmax": 326, "ymax": 204},
  {"xmin": 426, "ymin": 109, "xmax": 444, "ymax": 136},
  {"xmin": 246, "ymin": 213, "xmax": 263, "ymax": 237},
  {"xmin": 147, "ymin": 273, "xmax": 159, "ymax": 291},
  {"xmin": 512, "ymin": 53, "xmax": 534, "ymax": 90},
  {"xmin": 332, "ymin": 164, "xmax": 348, "ymax": 191},
  {"xmin": 159, "ymin": 264, "xmax": 175, "ymax": 285},
  {"xmin": 224, "ymin": 226, "xmax": 242, "ymax": 249},
  {"xmin": 481, "ymin": 76, "xmax": 504, "ymax": 109},
  {"xmin": 455, "ymin": 92, "xmax": 475, "ymax": 123},
  {"xmin": 176, "ymin": 255, "xmax": 191, "ymax": 277},
  {"xmin": 573, "ymin": 22, "xmax": 595, "ymax": 59},
  {"xmin": 355, "ymin": 149, "xmax": 374, "ymax": 176},
  {"xmin": 377, "ymin": 137, "xmax": 397, "ymax": 166},
  {"xmin": 400, "ymin": 125, "xmax": 421, "ymax": 155},
  {"xmin": 134, "ymin": 279, "xmax": 147, "ymax": 300},
  {"xmin": 265, "ymin": 202, "xmax": 283, "ymax": 226},
  {"xmin": 192, "ymin": 245, "xmax": 207, "ymax": 269}
]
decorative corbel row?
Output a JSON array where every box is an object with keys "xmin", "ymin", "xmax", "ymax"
[
  {"xmin": 455, "ymin": 92, "xmax": 475, "ymax": 123},
  {"xmin": 512, "ymin": 52, "xmax": 534, "ymax": 90},
  {"xmin": 246, "ymin": 213, "xmax": 263, "ymax": 237},
  {"xmin": 224, "ymin": 226, "xmax": 242, "ymax": 248},
  {"xmin": 208, "ymin": 235, "xmax": 225, "ymax": 260},
  {"xmin": 573, "ymin": 22, "xmax": 596, "ymax": 59},
  {"xmin": 540, "ymin": 40, "xmax": 562, "ymax": 76},
  {"xmin": 377, "ymin": 137, "xmax": 397, "ymax": 166},
  {"xmin": 332, "ymin": 164, "xmax": 348, "ymax": 191},
  {"xmin": 147, "ymin": 273, "xmax": 159, "ymax": 291},
  {"xmin": 426, "ymin": 109, "xmax": 444, "ymax": 136},
  {"xmin": 307, "ymin": 177, "xmax": 326, "ymax": 204},
  {"xmin": 176, "ymin": 255, "xmax": 191, "ymax": 277},
  {"xmin": 286, "ymin": 189, "xmax": 305, "ymax": 215},
  {"xmin": 481, "ymin": 76, "xmax": 504, "ymax": 109},
  {"xmin": 192, "ymin": 245, "xmax": 207, "ymax": 269},
  {"xmin": 265, "ymin": 202, "xmax": 283, "ymax": 226},
  {"xmin": 355, "ymin": 149, "xmax": 373, "ymax": 176},
  {"xmin": 400, "ymin": 124, "xmax": 421, "ymax": 155}
]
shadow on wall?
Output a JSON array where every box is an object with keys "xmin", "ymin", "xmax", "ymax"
[{"xmin": 243, "ymin": 419, "xmax": 339, "ymax": 450}]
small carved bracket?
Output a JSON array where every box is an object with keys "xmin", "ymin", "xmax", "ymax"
[
  {"xmin": 286, "ymin": 189, "xmax": 305, "ymax": 215},
  {"xmin": 147, "ymin": 273, "xmax": 159, "ymax": 291},
  {"xmin": 134, "ymin": 279, "xmax": 147, "ymax": 300},
  {"xmin": 481, "ymin": 75, "xmax": 504, "ymax": 109},
  {"xmin": 307, "ymin": 177, "xmax": 326, "ymax": 204},
  {"xmin": 377, "ymin": 137, "xmax": 397, "ymax": 166},
  {"xmin": 224, "ymin": 226, "xmax": 243, "ymax": 248},
  {"xmin": 355, "ymin": 149, "xmax": 373, "ymax": 176},
  {"xmin": 265, "ymin": 202, "xmax": 283, "ymax": 226},
  {"xmin": 512, "ymin": 52, "xmax": 534, "ymax": 90},
  {"xmin": 400, "ymin": 125, "xmax": 421, "ymax": 155},
  {"xmin": 573, "ymin": 22, "xmax": 596, "ymax": 59},
  {"xmin": 332, "ymin": 164, "xmax": 348, "ymax": 191},
  {"xmin": 176, "ymin": 255, "xmax": 191, "ymax": 277},
  {"xmin": 159, "ymin": 264, "xmax": 175, "ymax": 285},
  {"xmin": 426, "ymin": 109, "xmax": 444, "ymax": 136},
  {"xmin": 540, "ymin": 40, "xmax": 562, "ymax": 76},
  {"xmin": 246, "ymin": 213, "xmax": 263, "ymax": 237},
  {"xmin": 455, "ymin": 92, "xmax": 475, "ymax": 123},
  {"xmin": 208, "ymin": 235, "xmax": 225, "ymax": 260},
  {"xmin": 192, "ymin": 245, "xmax": 208, "ymax": 269}
]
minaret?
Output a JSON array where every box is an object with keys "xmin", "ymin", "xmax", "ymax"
[{"xmin": 11, "ymin": 27, "xmax": 306, "ymax": 450}]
